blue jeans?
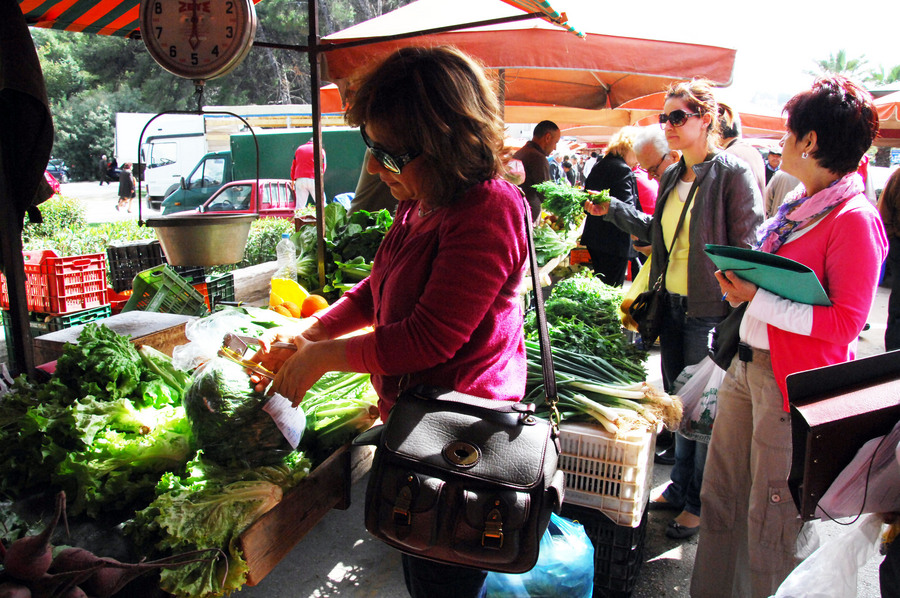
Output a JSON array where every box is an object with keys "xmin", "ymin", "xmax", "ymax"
[
  {"xmin": 657, "ymin": 294, "xmax": 721, "ymax": 517},
  {"xmin": 402, "ymin": 553, "xmax": 487, "ymax": 598}
]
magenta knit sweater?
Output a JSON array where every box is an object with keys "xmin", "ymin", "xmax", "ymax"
[
  {"xmin": 767, "ymin": 194, "xmax": 888, "ymax": 409},
  {"xmin": 316, "ymin": 179, "xmax": 529, "ymax": 419}
]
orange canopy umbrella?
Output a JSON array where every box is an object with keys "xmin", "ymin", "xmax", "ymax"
[
  {"xmin": 876, "ymin": 91, "xmax": 900, "ymax": 147},
  {"xmin": 321, "ymin": 0, "xmax": 736, "ymax": 111}
]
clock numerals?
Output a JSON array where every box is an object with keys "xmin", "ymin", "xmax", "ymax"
[{"xmin": 141, "ymin": 0, "xmax": 256, "ymax": 80}]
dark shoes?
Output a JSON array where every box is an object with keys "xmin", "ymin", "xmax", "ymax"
[{"xmin": 666, "ymin": 520, "xmax": 700, "ymax": 539}]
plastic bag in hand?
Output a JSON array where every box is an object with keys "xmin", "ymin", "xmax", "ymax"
[
  {"xmin": 772, "ymin": 513, "xmax": 883, "ymax": 598},
  {"xmin": 672, "ymin": 356, "xmax": 725, "ymax": 443},
  {"xmin": 485, "ymin": 513, "xmax": 594, "ymax": 598}
]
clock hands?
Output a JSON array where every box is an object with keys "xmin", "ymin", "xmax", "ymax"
[{"xmin": 189, "ymin": 0, "xmax": 200, "ymax": 51}]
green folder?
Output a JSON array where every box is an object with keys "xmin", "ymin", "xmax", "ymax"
[{"xmin": 704, "ymin": 244, "xmax": 831, "ymax": 306}]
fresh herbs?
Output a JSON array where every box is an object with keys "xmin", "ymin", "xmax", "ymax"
[{"xmin": 533, "ymin": 182, "xmax": 608, "ymax": 231}]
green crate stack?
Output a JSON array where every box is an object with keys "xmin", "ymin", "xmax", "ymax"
[{"xmin": 122, "ymin": 265, "xmax": 209, "ymax": 317}]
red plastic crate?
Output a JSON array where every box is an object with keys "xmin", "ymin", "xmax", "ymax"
[{"xmin": 1, "ymin": 250, "xmax": 109, "ymax": 315}]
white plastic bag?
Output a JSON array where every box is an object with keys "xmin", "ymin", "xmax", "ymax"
[
  {"xmin": 171, "ymin": 309, "xmax": 264, "ymax": 371},
  {"xmin": 815, "ymin": 419, "xmax": 900, "ymax": 519},
  {"xmin": 772, "ymin": 513, "xmax": 884, "ymax": 598},
  {"xmin": 672, "ymin": 356, "xmax": 725, "ymax": 443}
]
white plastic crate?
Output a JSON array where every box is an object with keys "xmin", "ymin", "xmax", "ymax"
[{"xmin": 558, "ymin": 421, "xmax": 658, "ymax": 527}]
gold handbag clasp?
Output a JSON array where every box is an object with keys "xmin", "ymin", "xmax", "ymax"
[{"xmin": 481, "ymin": 503, "xmax": 504, "ymax": 549}]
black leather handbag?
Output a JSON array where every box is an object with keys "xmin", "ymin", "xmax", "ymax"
[{"xmin": 353, "ymin": 197, "xmax": 564, "ymax": 574}]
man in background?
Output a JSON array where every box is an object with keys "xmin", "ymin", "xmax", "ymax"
[
  {"xmin": 765, "ymin": 148, "xmax": 781, "ymax": 185},
  {"xmin": 512, "ymin": 120, "xmax": 560, "ymax": 223},
  {"xmin": 98, "ymin": 154, "xmax": 108, "ymax": 186},
  {"xmin": 292, "ymin": 138, "xmax": 326, "ymax": 206}
]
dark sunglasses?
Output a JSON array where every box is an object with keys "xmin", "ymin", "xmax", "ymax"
[
  {"xmin": 658, "ymin": 110, "xmax": 701, "ymax": 127},
  {"xmin": 360, "ymin": 125, "xmax": 421, "ymax": 174}
]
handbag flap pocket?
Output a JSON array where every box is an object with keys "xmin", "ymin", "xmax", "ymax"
[{"xmin": 382, "ymin": 394, "xmax": 549, "ymax": 489}]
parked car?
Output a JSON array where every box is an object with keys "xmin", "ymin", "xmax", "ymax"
[
  {"xmin": 194, "ymin": 179, "xmax": 297, "ymax": 219},
  {"xmin": 46, "ymin": 158, "xmax": 69, "ymax": 183}
]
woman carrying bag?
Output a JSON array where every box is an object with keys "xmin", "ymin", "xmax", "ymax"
[
  {"xmin": 691, "ymin": 76, "xmax": 888, "ymax": 598},
  {"xmin": 250, "ymin": 46, "xmax": 532, "ymax": 598},
  {"xmin": 584, "ymin": 79, "xmax": 764, "ymax": 539}
]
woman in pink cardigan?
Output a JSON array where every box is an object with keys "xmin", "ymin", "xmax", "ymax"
[
  {"xmin": 691, "ymin": 76, "xmax": 888, "ymax": 598},
  {"xmin": 252, "ymin": 46, "xmax": 528, "ymax": 598}
]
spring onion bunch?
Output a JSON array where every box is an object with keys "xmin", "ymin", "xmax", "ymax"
[{"xmin": 523, "ymin": 340, "xmax": 681, "ymax": 437}]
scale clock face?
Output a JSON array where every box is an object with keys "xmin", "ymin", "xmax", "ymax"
[{"xmin": 140, "ymin": 0, "xmax": 258, "ymax": 81}]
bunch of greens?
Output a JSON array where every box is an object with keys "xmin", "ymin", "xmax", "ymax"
[
  {"xmin": 127, "ymin": 450, "xmax": 311, "ymax": 598},
  {"xmin": 523, "ymin": 341, "xmax": 680, "ymax": 436},
  {"xmin": 291, "ymin": 203, "xmax": 392, "ymax": 300},
  {"xmin": 183, "ymin": 356, "xmax": 293, "ymax": 468},
  {"xmin": 532, "ymin": 182, "xmax": 601, "ymax": 231},
  {"xmin": 525, "ymin": 273, "xmax": 646, "ymax": 374},
  {"xmin": 0, "ymin": 324, "xmax": 194, "ymax": 516}
]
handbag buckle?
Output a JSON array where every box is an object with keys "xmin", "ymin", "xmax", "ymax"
[
  {"xmin": 392, "ymin": 479, "xmax": 415, "ymax": 526},
  {"xmin": 481, "ymin": 506, "xmax": 504, "ymax": 549}
]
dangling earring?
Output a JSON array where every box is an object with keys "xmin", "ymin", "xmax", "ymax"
[{"xmin": 801, "ymin": 152, "xmax": 809, "ymax": 159}]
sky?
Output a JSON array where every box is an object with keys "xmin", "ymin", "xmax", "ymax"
[{"xmin": 560, "ymin": 0, "xmax": 899, "ymax": 115}]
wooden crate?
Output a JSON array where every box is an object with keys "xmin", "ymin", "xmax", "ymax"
[{"xmin": 240, "ymin": 443, "xmax": 375, "ymax": 585}]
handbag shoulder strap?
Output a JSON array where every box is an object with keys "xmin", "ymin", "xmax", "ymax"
[{"xmin": 522, "ymin": 196, "xmax": 559, "ymax": 421}]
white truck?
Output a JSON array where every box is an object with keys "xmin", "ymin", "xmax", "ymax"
[{"xmin": 115, "ymin": 113, "xmax": 208, "ymax": 209}]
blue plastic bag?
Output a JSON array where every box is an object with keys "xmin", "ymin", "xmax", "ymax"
[{"xmin": 485, "ymin": 512, "xmax": 594, "ymax": 598}]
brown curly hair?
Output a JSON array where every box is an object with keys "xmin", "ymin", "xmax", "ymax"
[{"xmin": 345, "ymin": 46, "xmax": 508, "ymax": 207}]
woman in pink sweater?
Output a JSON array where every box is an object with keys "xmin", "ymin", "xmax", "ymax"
[
  {"xmin": 691, "ymin": 76, "xmax": 888, "ymax": 598},
  {"xmin": 253, "ymin": 46, "xmax": 528, "ymax": 598}
]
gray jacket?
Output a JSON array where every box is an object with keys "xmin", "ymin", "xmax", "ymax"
[{"xmin": 605, "ymin": 152, "xmax": 764, "ymax": 318}]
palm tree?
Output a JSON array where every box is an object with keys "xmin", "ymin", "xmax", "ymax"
[
  {"xmin": 868, "ymin": 64, "xmax": 900, "ymax": 85},
  {"xmin": 807, "ymin": 49, "xmax": 869, "ymax": 79}
]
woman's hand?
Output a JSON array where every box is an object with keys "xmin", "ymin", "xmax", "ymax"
[
  {"xmin": 268, "ymin": 335, "xmax": 329, "ymax": 407},
  {"xmin": 715, "ymin": 269, "xmax": 758, "ymax": 306}
]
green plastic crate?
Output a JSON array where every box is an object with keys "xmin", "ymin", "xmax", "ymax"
[
  {"xmin": 121, "ymin": 265, "xmax": 208, "ymax": 316},
  {"xmin": 193, "ymin": 273, "xmax": 236, "ymax": 310}
]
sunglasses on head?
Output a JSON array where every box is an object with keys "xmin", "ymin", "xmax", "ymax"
[
  {"xmin": 360, "ymin": 125, "xmax": 421, "ymax": 174},
  {"xmin": 658, "ymin": 110, "xmax": 701, "ymax": 127}
]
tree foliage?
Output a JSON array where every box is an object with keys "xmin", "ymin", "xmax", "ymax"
[
  {"xmin": 809, "ymin": 48, "xmax": 900, "ymax": 86},
  {"xmin": 32, "ymin": 0, "xmax": 414, "ymax": 181}
]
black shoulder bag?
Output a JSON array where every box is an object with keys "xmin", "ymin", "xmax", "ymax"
[
  {"xmin": 629, "ymin": 181, "xmax": 697, "ymax": 349},
  {"xmin": 353, "ymin": 197, "xmax": 564, "ymax": 574}
]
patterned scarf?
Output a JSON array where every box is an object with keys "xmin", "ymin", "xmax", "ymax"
[{"xmin": 754, "ymin": 172, "xmax": 864, "ymax": 254}]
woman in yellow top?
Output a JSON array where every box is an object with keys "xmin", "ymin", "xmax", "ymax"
[{"xmin": 585, "ymin": 79, "xmax": 764, "ymax": 538}]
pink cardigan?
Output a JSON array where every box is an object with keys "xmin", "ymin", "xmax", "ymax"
[
  {"xmin": 767, "ymin": 194, "xmax": 888, "ymax": 409},
  {"xmin": 317, "ymin": 179, "xmax": 529, "ymax": 418}
]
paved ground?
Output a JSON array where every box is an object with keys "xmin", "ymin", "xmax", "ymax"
[{"xmin": 2, "ymin": 181, "xmax": 894, "ymax": 596}]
